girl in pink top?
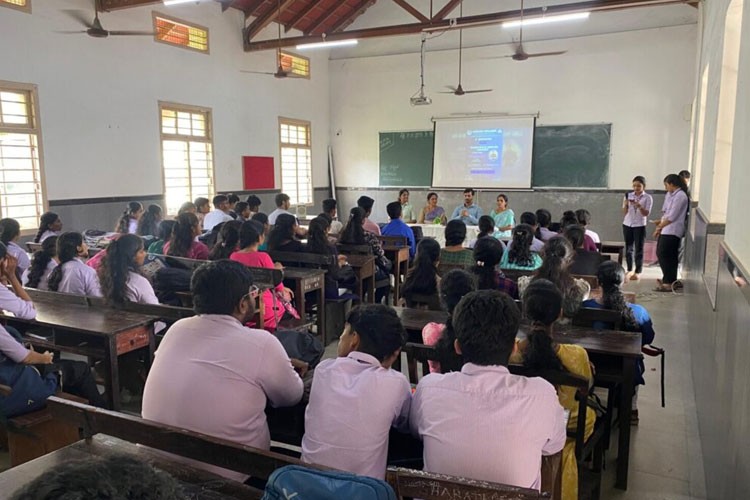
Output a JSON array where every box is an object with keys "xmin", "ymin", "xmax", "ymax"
[
  {"xmin": 164, "ymin": 213, "xmax": 209, "ymax": 260},
  {"xmin": 230, "ymin": 221, "xmax": 293, "ymax": 331},
  {"xmin": 421, "ymin": 268, "xmax": 476, "ymax": 373}
]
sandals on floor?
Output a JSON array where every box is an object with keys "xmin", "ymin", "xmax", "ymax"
[{"xmin": 653, "ymin": 284, "xmax": 672, "ymax": 292}]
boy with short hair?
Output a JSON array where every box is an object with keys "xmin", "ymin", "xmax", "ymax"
[
  {"xmin": 202, "ymin": 195, "xmax": 233, "ymax": 231},
  {"xmin": 322, "ymin": 198, "xmax": 343, "ymax": 235},
  {"xmin": 357, "ymin": 196, "xmax": 381, "ymax": 235},
  {"xmin": 382, "ymin": 201, "xmax": 416, "ymax": 258},
  {"xmin": 410, "ymin": 290, "xmax": 566, "ymax": 491},
  {"xmin": 302, "ymin": 304, "xmax": 411, "ymax": 479}
]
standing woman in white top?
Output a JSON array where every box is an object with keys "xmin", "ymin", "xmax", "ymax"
[
  {"xmin": 0, "ymin": 218, "xmax": 30, "ymax": 281},
  {"xmin": 115, "ymin": 202, "xmax": 144, "ymax": 234},
  {"xmin": 652, "ymin": 174, "xmax": 690, "ymax": 292},
  {"xmin": 23, "ymin": 236, "xmax": 58, "ymax": 290},
  {"xmin": 98, "ymin": 234, "xmax": 159, "ymax": 306},
  {"xmin": 621, "ymin": 176, "xmax": 653, "ymax": 280},
  {"xmin": 33, "ymin": 212, "xmax": 63, "ymax": 243},
  {"xmin": 47, "ymin": 232, "xmax": 102, "ymax": 297}
]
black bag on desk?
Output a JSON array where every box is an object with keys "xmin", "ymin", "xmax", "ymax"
[{"xmin": 153, "ymin": 267, "xmax": 192, "ymax": 305}]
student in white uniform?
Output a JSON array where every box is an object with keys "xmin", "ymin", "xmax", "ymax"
[
  {"xmin": 22, "ymin": 236, "xmax": 58, "ymax": 290},
  {"xmin": 0, "ymin": 218, "xmax": 30, "ymax": 280},
  {"xmin": 115, "ymin": 202, "xmax": 144, "ymax": 234},
  {"xmin": 98, "ymin": 234, "xmax": 158, "ymax": 306},
  {"xmin": 34, "ymin": 212, "xmax": 63, "ymax": 244},
  {"xmin": 48, "ymin": 232, "xmax": 102, "ymax": 297}
]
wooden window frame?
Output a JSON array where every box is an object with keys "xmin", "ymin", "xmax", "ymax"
[
  {"xmin": 0, "ymin": 0, "xmax": 31, "ymax": 14},
  {"xmin": 279, "ymin": 51, "xmax": 311, "ymax": 79},
  {"xmin": 278, "ymin": 117, "xmax": 313, "ymax": 207},
  {"xmin": 158, "ymin": 101, "xmax": 216, "ymax": 216},
  {"xmin": 0, "ymin": 80, "xmax": 48, "ymax": 235},
  {"xmin": 152, "ymin": 11, "xmax": 209, "ymax": 55}
]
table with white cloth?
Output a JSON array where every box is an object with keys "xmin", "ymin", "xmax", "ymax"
[{"xmin": 411, "ymin": 223, "xmax": 480, "ymax": 247}]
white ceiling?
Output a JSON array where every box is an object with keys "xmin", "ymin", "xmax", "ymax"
[{"xmin": 323, "ymin": 0, "xmax": 698, "ymax": 59}]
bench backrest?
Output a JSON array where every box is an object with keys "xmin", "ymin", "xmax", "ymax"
[
  {"xmin": 87, "ymin": 297, "xmax": 194, "ymax": 322},
  {"xmin": 572, "ymin": 307, "xmax": 623, "ymax": 330},
  {"xmin": 268, "ymin": 251, "xmax": 332, "ymax": 268},
  {"xmin": 502, "ymin": 269, "xmax": 536, "ymax": 282},
  {"xmin": 25, "ymin": 288, "xmax": 89, "ymax": 305},
  {"xmin": 47, "ymin": 397, "xmax": 552, "ymax": 499},
  {"xmin": 151, "ymin": 253, "xmax": 283, "ymax": 289},
  {"xmin": 377, "ymin": 235, "xmax": 408, "ymax": 248},
  {"xmin": 336, "ymin": 243, "xmax": 373, "ymax": 255}
]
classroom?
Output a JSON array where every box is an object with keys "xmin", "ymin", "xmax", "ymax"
[{"xmin": 0, "ymin": 0, "xmax": 748, "ymax": 499}]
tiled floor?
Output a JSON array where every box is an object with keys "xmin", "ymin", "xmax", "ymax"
[{"xmin": 1, "ymin": 265, "xmax": 708, "ymax": 500}]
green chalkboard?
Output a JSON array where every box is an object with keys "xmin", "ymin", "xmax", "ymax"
[
  {"xmin": 532, "ymin": 124, "xmax": 611, "ymax": 188},
  {"xmin": 379, "ymin": 130, "xmax": 434, "ymax": 187}
]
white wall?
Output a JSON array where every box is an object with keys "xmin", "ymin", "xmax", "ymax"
[
  {"xmin": 329, "ymin": 25, "xmax": 696, "ymax": 190},
  {"xmin": 0, "ymin": 0, "xmax": 330, "ymax": 201}
]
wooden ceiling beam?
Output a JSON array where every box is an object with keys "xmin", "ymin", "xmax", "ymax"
[
  {"xmin": 284, "ymin": 1, "xmax": 319, "ymax": 33},
  {"xmin": 98, "ymin": 0, "xmax": 160, "ymax": 11},
  {"xmin": 329, "ymin": 0, "xmax": 376, "ymax": 32},
  {"xmin": 244, "ymin": 0, "xmax": 296, "ymax": 42},
  {"xmin": 431, "ymin": 0, "xmax": 461, "ymax": 21},
  {"xmin": 304, "ymin": 2, "xmax": 344, "ymax": 35},
  {"xmin": 392, "ymin": 0, "xmax": 429, "ymax": 23},
  {"xmin": 243, "ymin": 0, "xmax": 267, "ymax": 19},
  {"xmin": 246, "ymin": 0, "xmax": 693, "ymax": 51}
]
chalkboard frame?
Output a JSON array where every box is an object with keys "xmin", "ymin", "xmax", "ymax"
[
  {"xmin": 378, "ymin": 129, "xmax": 435, "ymax": 187},
  {"xmin": 531, "ymin": 123, "xmax": 612, "ymax": 189}
]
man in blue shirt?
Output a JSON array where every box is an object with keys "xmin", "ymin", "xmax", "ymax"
[
  {"xmin": 381, "ymin": 201, "xmax": 416, "ymax": 259},
  {"xmin": 450, "ymin": 188, "xmax": 482, "ymax": 225}
]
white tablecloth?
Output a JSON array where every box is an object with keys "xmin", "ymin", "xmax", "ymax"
[{"xmin": 412, "ymin": 223, "xmax": 480, "ymax": 248}]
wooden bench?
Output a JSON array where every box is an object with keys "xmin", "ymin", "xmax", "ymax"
[
  {"xmin": 45, "ymin": 397, "xmax": 559, "ymax": 499},
  {"xmin": 377, "ymin": 235, "xmax": 411, "ymax": 303},
  {"xmin": 502, "ymin": 268, "xmax": 536, "ymax": 282},
  {"xmin": 1, "ymin": 390, "xmax": 86, "ymax": 467},
  {"xmin": 337, "ymin": 242, "xmax": 391, "ymax": 302}
]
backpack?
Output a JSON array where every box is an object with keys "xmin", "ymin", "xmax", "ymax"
[
  {"xmin": 261, "ymin": 465, "xmax": 396, "ymax": 500},
  {"xmin": 0, "ymin": 362, "xmax": 58, "ymax": 418}
]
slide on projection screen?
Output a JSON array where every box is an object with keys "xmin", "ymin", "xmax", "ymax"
[{"xmin": 432, "ymin": 116, "xmax": 535, "ymax": 189}]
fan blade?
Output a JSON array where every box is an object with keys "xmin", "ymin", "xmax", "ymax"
[
  {"xmin": 525, "ymin": 51, "xmax": 567, "ymax": 58},
  {"xmin": 62, "ymin": 9, "xmax": 94, "ymax": 29},
  {"xmin": 444, "ymin": 86, "xmax": 458, "ymax": 92},
  {"xmin": 108, "ymin": 30, "xmax": 157, "ymax": 36},
  {"xmin": 54, "ymin": 30, "xmax": 89, "ymax": 34},
  {"xmin": 462, "ymin": 89, "xmax": 493, "ymax": 94}
]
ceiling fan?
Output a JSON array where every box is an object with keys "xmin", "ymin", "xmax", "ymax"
[
  {"xmin": 440, "ymin": 1, "xmax": 492, "ymax": 96},
  {"xmin": 240, "ymin": 0, "xmax": 303, "ymax": 79},
  {"xmin": 59, "ymin": 1, "xmax": 154, "ymax": 38},
  {"xmin": 507, "ymin": 0, "xmax": 567, "ymax": 61}
]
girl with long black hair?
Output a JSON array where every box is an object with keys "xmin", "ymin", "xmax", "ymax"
[
  {"xmin": 267, "ymin": 213, "xmax": 304, "ymax": 253},
  {"xmin": 47, "ymin": 232, "xmax": 101, "ymax": 297},
  {"xmin": 512, "ymin": 279, "xmax": 595, "ymax": 500},
  {"xmin": 164, "ymin": 213, "xmax": 209, "ymax": 260},
  {"xmin": 306, "ymin": 216, "xmax": 356, "ymax": 299},
  {"xmin": 401, "ymin": 238, "xmax": 441, "ymax": 309},
  {"xmin": 0, "ymin": 218, "xmax": 30, "ymax": 279},
  {"xmin": 208, "ymin": 220, "xmax": 242, "ymax": 261},
  {"xmin": 34, "ymin": 212, "xmax": 63, "ymax": 243},
  {"xmin": 340, "ymin": 207, "xmax": 391, "ymax": 303},
  {"xmin": 115, "ymin": 202, "xmax": 144, "ymax": 234},
  {"xmin": 471, "ymin": 237, "xmax": 518, "ymax": 299},
  {"xmin": 98, "ymin": 234, "xmax": 158, "ymax": 307},
  {"xmin": 147, "ymin": 220, "xmax": 176, "ymax": 255},
  {"xmin": 500, "ymin": 224, "xmax": 541, "ymax": 270},
  {"xmin": 23, "ymin": 236, "xmax": 58, "ymax": 290},
  {"xmin": 137, "ymin": 204, "xmax": 162, "ymax": 238}
]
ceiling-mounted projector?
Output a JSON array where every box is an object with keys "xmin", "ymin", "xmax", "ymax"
[{"xmin": 410, "ymin": 96, "xmax": 432, "ymax": 106}]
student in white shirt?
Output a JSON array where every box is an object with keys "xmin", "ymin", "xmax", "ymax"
[
  {"xmin": 203, "ymin": 195, "xmax": 234, "ymax": 232},
  {"xmin": 48, "ymin": 232, "xmax": 102, "ymax": 297},
  {"xmin": 23, "ymin": 236, "xmax": 58, "ymax": 290},
  {"xmin": 575, "ymin": 209, "xmax": 600, "ymax": 244},
  {"xmin": 322, "ymin": 198, "xmax": 343, "ymax": 235},
  {"xmin": 98, "ymin": 234, "xmax": 158, "ymax": 306},
  {"xmin": 302, "ymin": 304, "xmax": 411, "ymax": 479},
  {"xmin": 268, "ymin": 193, "xmax": 293, "ymax": 225},
  {"xmin": 115, "ymin": 202, "xmax": 144, "ymax": 234},
  {"xmin": 34, "ymin": 212, "xmax": 63, "ymax": 244},
  {"xmin": 0, "ymin": 218, "xmax": 30, "ymax": 280}
]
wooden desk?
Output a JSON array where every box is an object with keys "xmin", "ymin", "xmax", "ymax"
[
  {"xmin": 282, "ymin": 267, "xmax": 326, "ymax": 335},
  {"xmin": 2, "ymin": 293, "xmax": 159, "ymax": 411},
  {"xmin": 392, "ymin": 306, "xmax": 641, "ymax": 490},
  {"xmin": 0, "ymin": 435, "xmax": 260, "ymax": 499},
  {"xmin": 383, "ymin": 245, "xmax": 409, "ymax": 304},
  {"xmin": 600, "ymin": 241, "xmax": 625, "ymax": 265},
  {"xmin": 345, "ymin": 254, "xmax": 376, "ymax": 303}
]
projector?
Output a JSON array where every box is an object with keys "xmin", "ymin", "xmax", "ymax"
[{"xmin": 410, "ymin": 96, "xmax": 432, "ymax": 106}]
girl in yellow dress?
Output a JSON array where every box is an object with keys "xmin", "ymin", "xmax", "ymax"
[{"xmin": 512, "ymin": 279, "xmax": 596, "ymax": 500}]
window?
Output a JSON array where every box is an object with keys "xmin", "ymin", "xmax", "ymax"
[
  {"xmin": 153, "ymin": 12, "xmax": 208, "ymax": 53},
  {"xmin": 279, "ymin": 118, "xmax": 312, "ymax": 206},
  {"xmin": 0, "ymin": 82, "xmax": 45, "ymax": 230},
  {"xmin": 0, "ymin": 0, "xmax": 31, "ymax": 13},
  {"xmin": 279, "ymin": 51, "xmax": 310, "ymax": 78},
  {"xmin": 159, "ymin": 103, "xmax": 215, "ymax": 215}
]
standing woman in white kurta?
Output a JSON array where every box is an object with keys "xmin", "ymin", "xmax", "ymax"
[{"xmin": 98, "ymin": 234, "xmax": 159, "ymax": 306}]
